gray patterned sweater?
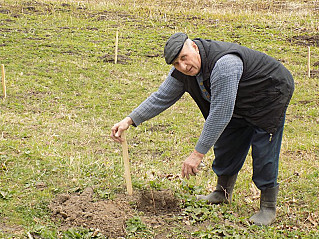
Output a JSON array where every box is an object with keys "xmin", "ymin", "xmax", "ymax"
[{"xmin": 129, "ymin": 54, "xmax": 243, "ymax": 154}]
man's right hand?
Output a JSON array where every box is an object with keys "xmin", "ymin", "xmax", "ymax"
[{"xmin": 110, "ymin": 117, "xmax": 133, "ymax": 143}]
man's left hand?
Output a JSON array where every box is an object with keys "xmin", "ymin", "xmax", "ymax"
[{"xmin": 182, "ymin": 150, "xmax": 205, "ymax": 179}]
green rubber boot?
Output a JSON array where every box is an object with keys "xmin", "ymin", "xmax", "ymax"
[
  {"xmin": 197, "ymin": 174, "xmax": 238, "ymax": 204},
  {"xmin": 249, "ymin": 185, "xmax": 279, "ymax": 226}
]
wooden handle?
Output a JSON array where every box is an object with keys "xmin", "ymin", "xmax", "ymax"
[
  {"xmin": 121, "ymin": 131, "xmax": 133, "ymax": 195},
  {"xmin": 1, "ymin": 64, "xmax": 6, "ymax": 98}
]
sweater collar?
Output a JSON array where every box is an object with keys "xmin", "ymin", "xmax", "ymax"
[{"xmin": 194, "ymin": 39, "xmax": 211, "ymax": 82}]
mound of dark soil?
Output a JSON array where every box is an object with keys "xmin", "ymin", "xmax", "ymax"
[
  {"xmin": 49, "ymin": 187, "xmax": 182, "ymax": 237},
  {"xmin": 99, "ymin": 53, "xmax": 130, "ymax": 64},
  {"xmin": 137, "ymin": 189, "xmax": 181, "ymax": 215}
]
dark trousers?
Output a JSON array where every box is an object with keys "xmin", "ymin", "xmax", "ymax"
[{"xmin": 212, "ymin": 116, "xmax": 285, "ymax": 190}]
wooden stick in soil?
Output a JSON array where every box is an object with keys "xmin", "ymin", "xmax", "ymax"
[
  {"xmin": 1, "ymin": 64, "xmax": 6, "ymax": 99},
  {"xmin": 114, "ymin": 29, "xmax": 119, "ymax": 64},
  {"xmin": 121, "ymin": 131, "xmax": 133, "ymax": 195},
  {"xmin": 307, "ymin": 46, "xmax": 311, "ymax": 78}
]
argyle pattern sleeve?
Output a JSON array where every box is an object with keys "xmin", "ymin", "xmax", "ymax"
[
  {"xmin": 195, "ymin": 54, "xmax": 243, "ymax": 154},
  {"xmin": 128, "ymin": 68, "xmax": 185, "ymax": 126}
]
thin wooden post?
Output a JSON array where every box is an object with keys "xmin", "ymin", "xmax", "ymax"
[
  {"xmin": 1, "ymin": 64, "xmax": 6, "ymax": 99},
  {"xmin": 114, "ymin": 29, "xmax": 119, "ymax": 64},
  {"xmin": 121, "ymin": 131, "xmax": 133, "ymax": 195},
  {"xmin": 307, "ymin": 46, "xmax": 311, "ymax": 78}
]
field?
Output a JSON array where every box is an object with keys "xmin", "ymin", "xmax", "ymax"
[{"xmin": 0, "ymin": 0, "xmax": 318, "ymax": 238}]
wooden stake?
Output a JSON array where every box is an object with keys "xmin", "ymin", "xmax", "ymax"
[
  {"xmin": 1, "ymin": 64, "xmax": 6, "ymax": 99},
  {"xmin": 307, "ymin": 46, "xmax": 311, "ymax": 78},
  {"xmin": 114, "ymin": 29, "xmax": 119, "ymax": 64},
  {"xmin": 121, "ymin": 131, "xmax": 133, "ymax": 195}
]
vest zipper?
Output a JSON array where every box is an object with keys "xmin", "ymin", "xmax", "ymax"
[{"xmin": 269, "ymin": 133, "xmax": 273, "ymax": 142}]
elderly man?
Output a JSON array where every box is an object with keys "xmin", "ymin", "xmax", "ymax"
[{"xmin": 111, "ymin": 33, "xmax": 294, "ymax": 226}]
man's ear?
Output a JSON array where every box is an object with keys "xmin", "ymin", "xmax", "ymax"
[{"xmin": 192, "ymin": 41, "xmax": 199, "ymax": 52}]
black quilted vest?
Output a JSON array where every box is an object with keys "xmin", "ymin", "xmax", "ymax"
[{"xmin": 171, "ymin": 38, "xmax": 294, "ymax": 134}]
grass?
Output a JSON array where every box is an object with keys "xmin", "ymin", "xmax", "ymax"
[{"xmin": 0, "ymin": 0, "xmax": 318, "ymax": 238}]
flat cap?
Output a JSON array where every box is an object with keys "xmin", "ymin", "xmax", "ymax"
[{"xmin": 164, "ymin": 32, "xmax": 188, "ymax": 64}]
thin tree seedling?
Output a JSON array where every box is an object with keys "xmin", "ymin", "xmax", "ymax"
[
  {"xmin": 1, "ymin": 64, "xmax": 6, "ymax": 99},
  {"xmin": 307, "ymin": 46, "xmax": 311, "ymax": 77},
  {"xmin": 114, "ymin": 29, "xmax": 119, "ymax": 64}
]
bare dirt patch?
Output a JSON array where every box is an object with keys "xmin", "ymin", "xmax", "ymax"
[
  {"xmin": 49, "ymin": 187, "xmax": 132, "ymax": 237},
  {"xmin": 49, "ymin": 187, "xmax": 182, "ymax": 237},
  {"xmin": 290, "ymin": 35, "xmax": 319, "ymax": 47},
  {"xmin": 99, "ymin": 53, "xmax": 131, "ymax": 64},
  {"xmin": 136, "ymin": 189, "xmax": 181, "ymax": 215}
]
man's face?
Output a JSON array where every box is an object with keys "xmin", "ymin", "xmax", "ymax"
[{"xmin": 172, "ymin": 40, "xmax": 201, "ymax": 76}]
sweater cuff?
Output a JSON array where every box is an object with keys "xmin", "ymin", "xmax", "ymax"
[
  {"xmin": 195, "ymin": 142, "xmax": 211, "ymax": 155},
  {"xmin": 128, "ymin": 112, "xmax": 143, "ymax": 127}
]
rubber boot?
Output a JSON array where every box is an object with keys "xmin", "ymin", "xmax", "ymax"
[
  {"xmin": 249, "ymin": 185, "xmax": 279, "ymax": 226},
  {"xmin": 197, "ymin": 174, "xmax": 238, "ymax": 204}
]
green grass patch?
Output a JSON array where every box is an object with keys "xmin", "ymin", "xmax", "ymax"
[{"xmin": 0, "ymin": 0, "xmax": 318, "ymax": 238}]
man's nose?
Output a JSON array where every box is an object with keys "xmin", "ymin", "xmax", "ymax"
[{"xmin": 180, "ymin": 62, "xmax": 187, "ymax": 71}]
